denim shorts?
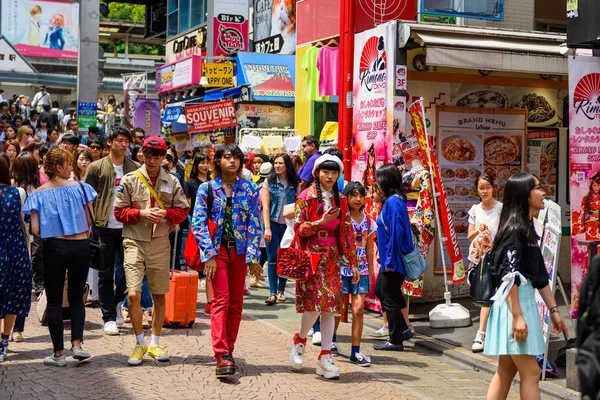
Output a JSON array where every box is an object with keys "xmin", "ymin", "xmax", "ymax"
[{"xmin": 342, "ymin": 275, "xmax": 370, "ymax": 295}]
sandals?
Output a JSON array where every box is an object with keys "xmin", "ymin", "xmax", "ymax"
[
  {"xmin": 277, "ymin": 292, "xmax": 287, "ymax": 303},
  {"xmin": 265, "ymin": 294, "xmax": 277, "ymax": 305}
]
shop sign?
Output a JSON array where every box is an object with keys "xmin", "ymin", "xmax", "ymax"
[
  {"xmin": 163, "ymin": 106, "xmax": 184, "ymax": 123},
  {"xmin": 213, "ymin": 0, "xmax": 249, "ymax": 57},
  {"xmin": 134, "ymin": 98, "xmax": 161, "ymax": 136},
  {"xmin": 244, "ymin": 64, "xmax": 295, "ymax": 98},
  {"xmin": 203, "ymin": 62, "xmax": 234, "ymax": 87},
  {"xmin": 253, "ymin": 0, "xmax": 297, "ymax": 55},
  {"xmin": 166, "ymin": 27, "xmax": 207, "ymax": 63},
  {"xmin": 155, "ymin": 56, "xmax": 201, "ymax": 94},
  {"xmin": 526, "ymin": 129, "xmax": 558, "ymax": 200},
  {"xmin": 77, "ymin": 102, "xmax": 97, "ymax": 129},
  {"xmin": 395, "ymin": 65, "xmax": 407, "ymax": 91},
  {"xmin": 185, "ymin": 100, "xmax": 237, "ymax": 133},
  {"xmin": 569, "ymin": 56, "xmax": 600, "ymax": 318},
  {"xmin": 237, "ymin": 103, "xmax": 294, "ymax": 129}
]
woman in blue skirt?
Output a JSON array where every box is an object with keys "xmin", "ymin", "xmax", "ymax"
[{"xmin": 484, "ymin": 173, "xmax": 568, "ymax": 399}]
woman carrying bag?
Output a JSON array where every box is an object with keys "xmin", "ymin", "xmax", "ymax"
[
  {"xmin": 467, "ymin": 173, "xmax": 502, "ymax": 353},
  {"xmin": 287, "ymin": 154, "xmax": 358, "ymax": 380}
]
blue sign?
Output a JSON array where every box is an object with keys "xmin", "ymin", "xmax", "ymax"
[
  {"xmin": 421, "ymin": 0, "xmax": 504, "ymax": 21},
  {"xmin": 236, "ymin": 52, "xmax": 296, "ymax": 102},
  {"xmin": 163, "ymin": 106, "xmax": 183, "ymax": 123}
]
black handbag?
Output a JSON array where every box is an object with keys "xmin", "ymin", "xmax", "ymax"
[
  {"xmin": 469, "ymin": 251, "xmax": 494, "ymax": 307},
  {"xmin": 78, "ymin": 182, "xmax": 107, "ymax": 272}
]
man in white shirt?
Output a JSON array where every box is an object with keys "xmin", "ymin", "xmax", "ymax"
[{"xmin": 31, "ymin": 85, "xmax": 51, "ymax": 112}]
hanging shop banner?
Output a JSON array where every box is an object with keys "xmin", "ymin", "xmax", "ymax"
[
  {"xmin": 203, "ymin": 62, "xmax": 235, "ymax": 87},
  {"xmin": 185, "ymin": 100, "xmax": 237, "ymax": 134},
  {"xmin": 236, "ymin": 53, "xmax": 296, "ymax": 102},
  {"xmin": 77, "ymin": 102, "xmax": 97, "ymax": 129},
  {"xmin": 213, "ymin": 0, "xmax": 249, "ymax": 57},
  {"xmin": 237, "ymin": 103, "xmax": 294, "ymax": 129},
  {"xmin": 351, "ymin": 21, "xmax": 397, "ymax": 217},
  {"xmin": 122, "ymin": 73, "xmax": 147, "ymax": 130},
  {"xmin": 162, "ymin": 105, "xmax": 184, "ymax": 123},
  {"xmin": 134, "ymin": 98, "xmax": 161, "ymax": 137},
  {"xmin": 526, "ymin": 129, "xmax": 558, "ymax": 200},
  {"xmin": 155, "ymin": 56, "xmax": 202, "ymax": 94},
  {"xmin": 409, "ymin": 100, "xmax": 465, "ymax": 283},
  {"xmin": 253, "ymin": 0, "xmax": 297, "ymax": 55},
  {"xmin": 569, "ymin": 56, "xmax": 600, "ymax": 318},
  {"xmin": 1, "ymin": 0, "xmax": 79, "ymax": 59},
  {"xmin": 435, "ymin": 105, "xmax": 526, "ymax": 280}
]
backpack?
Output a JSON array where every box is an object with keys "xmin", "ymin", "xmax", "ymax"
[{"xmin": 576, "ymin": 256, "xmax": 600, "ymax": 399}]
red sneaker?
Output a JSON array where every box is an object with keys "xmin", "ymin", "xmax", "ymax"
[
  {"xmin": 204, "ymin": 302, "xmax": 211, "ymax": 316},
  {"xmin": 216, "ymin": 353, "xmax": 235, "ymax": 376}
]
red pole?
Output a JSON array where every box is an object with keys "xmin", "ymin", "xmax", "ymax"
[{"xmin": 338, "ymin": 0, "xmax": 355, "ymax": 176}]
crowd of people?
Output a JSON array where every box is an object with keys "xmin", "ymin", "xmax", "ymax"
[{"xmin": 0, "ymin": 97, "xmax": 569, "ymax": 396}]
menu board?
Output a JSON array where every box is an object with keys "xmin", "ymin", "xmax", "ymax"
[
  {"xmin": 526, "ymin": 129, "xmax": 558, "ymax": 200},
  {"xmin": 435, "ymin": 106, "xmax": 527, "ymax": 272}
]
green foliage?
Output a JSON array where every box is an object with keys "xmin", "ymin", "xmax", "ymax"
[{"xmin": 105, "ymin": 2, "xmax": 146, "ymax": 22}]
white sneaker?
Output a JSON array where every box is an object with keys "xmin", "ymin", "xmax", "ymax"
[
  {"xmin": 370, "ymin": 325, "xmax": 389, "ymax": 338},
  {"xmin": 307, "ymin": 328, "xmax": 314, "ymax": 337},
  {"xmin": 316, "ymin": 354, "xmax": 340, "ymax": 379},
  {"xmin": 70, "ymin": 346, "xmax": 91, "ymax": 361},
  {"xmin": 289, "ymin": 340, "xmax": 305, "ymax": 370},
  {"xmin": 116, "ymin": 302, "xmax": 124, "ymax": 326},
  {"xmin": 44, "ymin": 354, "xmax": 67, "ymax": 367},
  {"xmin": 104, "ymin": 321, "xmax": 120, "ymax": 336},
  {"xmin": 472, "ymin": 330, "xmax": 485, "ymax": 353},
  {"xmin": 312, "ymin": 331, "xmax": 322, "ymax": 345}
]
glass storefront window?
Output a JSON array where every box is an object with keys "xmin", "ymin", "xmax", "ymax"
[{"xmin": 191, "ymin": 0, "xmax": 207, "ymax": 27}]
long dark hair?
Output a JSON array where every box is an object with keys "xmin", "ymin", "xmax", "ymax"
[
  {"xmin": 11, "ymin": 151, "xmax": 40, "ymax": 190},
  {"xmin": 73, "ymin": 149, "xmax": 93, "ymax": 181},
  {"xmin": 212, "ymin": 144, "xmax": 244, "ymax": 179},
  {"xmin": 190, "ymin": 153, "xmax": 209, "ymax": 182},
  {"xmin": 492, "ymin": 173, "xmax": 538, "ymax": 249},
  {"xmin": 375, "ymin": 164, "xmax": 407, "ymax": 201},
  {"xmin": 583, "ymin": 172, "xmax": 600, "ymax": 215},
  {"xmin": 314, "ymin": 160, "xmax": 341, "ymax": 216},
  {"xmin": 268, "ymin": 153, "xmax": 300, "ymax": 190}
]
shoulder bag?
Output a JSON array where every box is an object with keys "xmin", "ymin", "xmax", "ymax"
[
  {"xmin": 277, "ymin": 234, "xmax": 320, "ymax": 281},
  {"xmin": 78, "ymin": 182, "xmax": 108, "ymax": 272},
  {"xmin": 468, "ymin": 251, "xmax": 495, "ymax": 307},
  {"xmin": 184, "ymin": 181, "xmax": 217, "ymax": 271}
]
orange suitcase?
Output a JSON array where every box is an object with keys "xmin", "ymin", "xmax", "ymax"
[
  {"xmin": 164, "ymin": 227, "xmax": 199, "ymax": 328},
  {"xmin": 164, "ymin": 269, "xmax": 199, "ymax": 328}
]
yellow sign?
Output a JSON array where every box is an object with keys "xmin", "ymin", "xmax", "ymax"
[{"xmin": 203, "ymin": 62, "xmax": 234, "ymax": 87}]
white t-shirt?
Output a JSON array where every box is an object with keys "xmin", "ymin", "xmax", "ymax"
[
  {"xmin": 107, "ymin": 164, "xmax": 124, "ymax": 229},
  {"xmin": 467, "ymin": 201, "xmax": 502, "ymax": 263}
]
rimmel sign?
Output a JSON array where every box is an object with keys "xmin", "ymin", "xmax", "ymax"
[{"xmin": 184, "ymin": 100, "xmax": 237, "ymax": 133}]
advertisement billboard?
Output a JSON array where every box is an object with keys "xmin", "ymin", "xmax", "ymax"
[
  {"xmin": 185, "ymin": 100, "xmax": 237, "ymax": 134},
  {"xmin": 1, "ymin": 0, "xmax": 79, "ymax": 59},
  {"xmin": 155, "ymin": 56, "xmax": 202, "ymax": 94},
  {"xmin": 253, "ymin": 0, "xmax": 297, "ymax": 55},
  {"xmin": 237, "ymin": 103, "xmax": 294, "ymax": 129},
  {"xmin": 213, "ymin": 0, "xmax": 249, "ymax": 57},
  {"xmin": 135, "ymin": 98, "xmax": 162, "ymax": 137}
]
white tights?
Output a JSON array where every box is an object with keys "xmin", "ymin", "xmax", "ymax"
[{"xmin": 299, "ymin": 311, "xmax": 335, "ymax": 352}]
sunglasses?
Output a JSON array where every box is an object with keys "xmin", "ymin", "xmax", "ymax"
[{"xmin": 90, "ymin": 145, "xmax": 102, "ymax": 150}]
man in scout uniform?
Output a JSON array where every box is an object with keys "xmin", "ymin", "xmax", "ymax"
[{"xmin": 114, "ymin": 136, "xmax": 189, "ymax": 366}]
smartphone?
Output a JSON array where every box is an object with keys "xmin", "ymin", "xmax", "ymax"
[{"xmin": 328, "ymin": 207, "xmax": 340, "ymax": 214}]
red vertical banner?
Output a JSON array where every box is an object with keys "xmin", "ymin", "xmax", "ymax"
[{"xmin": 408, "ymin": 99, "xmax": 466, "ymax": 283}]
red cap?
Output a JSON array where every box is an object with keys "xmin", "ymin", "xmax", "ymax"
[{"xmin": 142, "ymin": 136, "xmax": 167, "ymax": 151}]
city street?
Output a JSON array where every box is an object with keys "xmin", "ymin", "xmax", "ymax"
[{"xmin": 0, "ymin": 280, "xmax": 532, "ymax": 400}]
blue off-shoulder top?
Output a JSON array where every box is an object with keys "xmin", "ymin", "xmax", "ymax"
[{"xmin": 23, "ymin": 183, "xmax": 98, "ymax": 239}]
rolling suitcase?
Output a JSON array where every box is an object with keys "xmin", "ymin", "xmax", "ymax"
[{"xmin": 164, "ymin": 227, "xmax": 199, "ymax": 328}]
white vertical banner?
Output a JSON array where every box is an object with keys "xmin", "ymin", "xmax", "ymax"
[{"xmin": 122, "ymin": 72, "xmax": 147, "ymax": 130}]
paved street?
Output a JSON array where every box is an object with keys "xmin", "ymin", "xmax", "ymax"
[{"xmin": 0, "ymin": 278, "xmax": 548, "ymax": 400}]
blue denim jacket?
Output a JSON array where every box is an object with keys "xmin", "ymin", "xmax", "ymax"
[
  {"xmin": 267, "ymin": 178, "xmax": 297, "ymax": 222},
  {"xmin": 191, "ymin": 176, "xmax": 261, "ymax": 264}
]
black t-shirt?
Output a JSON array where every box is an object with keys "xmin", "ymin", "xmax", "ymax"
[
  {"xmin": 184, "ymin": 177, "xmax": 205, "ymax": 216},
  {"xmin": 493, "ymin": 230, "xmax": 549, "ymax": 290}
]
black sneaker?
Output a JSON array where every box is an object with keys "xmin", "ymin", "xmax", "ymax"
[
  {"xmin": 330, "ymin": 343, "xmax": 339, "ymax": 357},
  {"xmin": 350, "ymin": 352, "xmax": 371, "ymax": 367}
]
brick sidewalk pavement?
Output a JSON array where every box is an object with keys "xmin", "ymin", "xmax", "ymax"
[{"xmin": 0, "ymin": 281, "xmax": 514, "ymax": 400}]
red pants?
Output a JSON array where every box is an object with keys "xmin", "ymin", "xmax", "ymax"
[{"xmin": 210, "ymin": 244, "xmax": 247, "ymax": 357}]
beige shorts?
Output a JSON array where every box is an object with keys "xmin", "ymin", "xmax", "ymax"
[{"xmin": 123, "ymin": 236, "xmax": 171, "ymax": 295}]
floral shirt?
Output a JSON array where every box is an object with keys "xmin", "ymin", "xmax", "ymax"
[{"xmin": 191, "ymin": 176, "xmax": 261, "ymax": 264}]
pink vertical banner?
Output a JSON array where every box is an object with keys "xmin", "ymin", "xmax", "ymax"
[
  {"xmin": 351, "ymin": 21, "xmax": 397, "ymax": 313},
  {"xmin": 569, "ymin": 56, "xmax": 600, "ymax": 318}
]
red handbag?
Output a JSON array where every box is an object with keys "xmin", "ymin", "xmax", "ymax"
[
  {"xmin": 277, "ymin": 235, "xmax": 320, "ymax": 281},
  {"xmin": 184, "ymin": 182, "xmax": 217, "ymax": 272}
]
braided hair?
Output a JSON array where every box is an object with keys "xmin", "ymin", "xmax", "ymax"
[
  {"xmin": 44, "ymin": 148, "xmax": 73, "ymax": 180},
  {"xmin": 314, "ymin": 160, "xmax": 341, "ymax": 216}
]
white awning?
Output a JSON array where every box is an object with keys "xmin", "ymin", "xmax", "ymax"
[{"xmin": 403, "ymin": 22, "xmax": 568, "ymax": 75}]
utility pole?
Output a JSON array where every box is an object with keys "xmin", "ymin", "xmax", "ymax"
[{"xmin": 77, "ymin": 0, "xmax": 101, "ymax": 133}]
